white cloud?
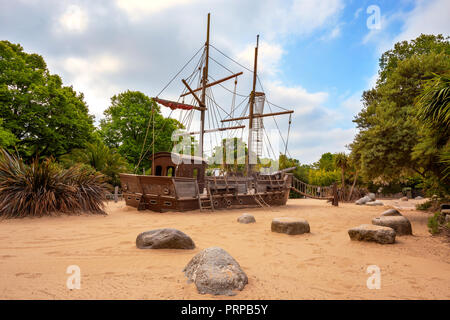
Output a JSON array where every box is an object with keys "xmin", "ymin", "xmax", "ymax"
[
  {"xmin": 115, "ymin": 0, "xmax": 200, "ymax": 21},
  {"xmin": 235, "ymin": 41, "xmax": 285, "ymax": 77},
  {"xmin": 48, "ymin": 54, "xmax": 123, "ymax": 120},
  {"xmin": 290, "ymin": 127, "xmax": 357, "ymax": 163},
  {"xmin": 57, "ymin": 5, "xmax": 88, "ymax": 33},
  {"xmin": 394, "ymin": 0, "xmax": 450, "ymax": 42}
]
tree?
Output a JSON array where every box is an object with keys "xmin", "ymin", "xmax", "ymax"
[
  {"xmin": 350, "ymin": 34, "xmax": 450, "ymax": 190},
  {"xmin": 0, "ymin": 119, "xmax": 16, "ymax": 148},
  {"xmin": 334, "ymin": 152, "xmax": 349, "ymax": 189},
  {"xmin": 60, "ymin": 140, "xmax": 130, "ymax": 186},
  {"xmin": 100, "ymin": 91, "xmax": 182, "ymax": 171},
  {"xmin": 0, "ymin": 41, "xmax": 95, "ymax": 159},
  {"xmin": 313, "ymin": 152, "xmax": 335, "ymax": 171}
]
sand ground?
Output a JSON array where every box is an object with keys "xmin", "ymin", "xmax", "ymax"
[{"xmin": 0, "ymin": 198, "xmax": 448, "ymax": 300}]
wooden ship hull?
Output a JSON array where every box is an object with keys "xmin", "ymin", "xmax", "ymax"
[{"xmin": 119, "ymin": 170, "xmax": 292, "ymax": 212}]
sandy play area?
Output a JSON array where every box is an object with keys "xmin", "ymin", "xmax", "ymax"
[{"xmin": 0, "ymin": 198, "xmax": 449, "ymax": 299}]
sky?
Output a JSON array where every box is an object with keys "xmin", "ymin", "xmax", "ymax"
[{"xmin": 0, "ymin": 0, "xmax": 449, "ymax": 164}]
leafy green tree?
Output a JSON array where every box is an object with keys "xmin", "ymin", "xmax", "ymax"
[
  {"xmin": 350, "ymin": 34, "xmax": 450, "ymax": 192},
  {"xmin": 0, "ymin": 41, "xmax": 95, "ymax": 159},
  {"xmin": 413, "ymin": 72, "xmax": 450, "ymax": 188},
  {"xmin": 100, "ymin": 91, "xmax": 182, "ymax": 171},
  {"xmin": 0, "ymin": 119, "xmax": 16, "ymax": 148},
  {"xmin": 307, "ymin": 168, "xmax": 339, "ymax": 187},
  {"xmin": 313, "ymin": 152, "xmax": 335, "ymax": 171},
  {"xmin": 60, "ymin": 140, "xmax": 130, "ymax": 186}
]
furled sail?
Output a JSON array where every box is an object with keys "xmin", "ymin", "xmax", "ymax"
[{"xmin": 153, "ymin": 97, "xmax": 199, "ymax": 111}]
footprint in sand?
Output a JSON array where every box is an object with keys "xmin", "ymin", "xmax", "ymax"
[{"xmin": 15, "ymin": 272, "xmax": 42, "ymax": 279}]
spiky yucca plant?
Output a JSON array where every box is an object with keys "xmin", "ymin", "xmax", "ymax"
[{"xmin": 0, "ymin": 149, "xmax": 107, "ymax": 218}]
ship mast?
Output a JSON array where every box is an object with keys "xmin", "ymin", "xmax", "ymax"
[
  {"xmin": 199, "ymin": 13, "xmax": 210, "ymax": 159},
  {"xmin": 246, "ymin": 35, "xmax": 259, "ymax": 174}
]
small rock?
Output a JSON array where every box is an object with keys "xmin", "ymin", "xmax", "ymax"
[
  {"xmin": 271, "ymin": 217, "xmax": 310, "ymax": 235},
  {"xmin": 366, "ymin": 200, "xmax": 384, "ymax": 206},
  {"xmin": 380, "ymin": 209, "xmax": 402, "ymax": 217},
  {"xmin": 372, "ymin": 216, "xmax": 412, "ymax": 235},
  {"xmin": 355, "ymin": 196, "xmax": 371, "ymax": 205},
  {"xmin": 348, "ymin": 224, "xmax": 396, "ymax": 244},
  {"xmin": 183, "ymin": 247, "xmax": 248, "ymax": 296},
  {"xmin": 136, "ymin": 228, "xmax": 195, "ymax": 249},
  {"xmin": 400, "ymin": 196, "xmax": 408, "ymax": 201},
  {"xmin": 368, "ymin": 193, "xmax": 376, "ymax": 201},
  {"xmin": 237, "ymin": 214, "xmax": 256, "ymax": 224},
  {"xmin": 415, "ymin": 196, "xmax": 424, "ymax": 200}
]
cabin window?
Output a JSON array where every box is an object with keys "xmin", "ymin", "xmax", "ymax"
[
  {"xmin": 166, "ymin": 166, "xmax": 175, "ymax": 177},
  {"xmin": 155, "ymin": 165, "xmax": 162, "ymax": 176},
  {"xmin": 193, "ymin": 168, "xmax": 198, "ymax": 178}
]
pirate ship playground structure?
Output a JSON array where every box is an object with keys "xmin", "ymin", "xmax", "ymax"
[{"xmin": 119, "ymin": 14, "xmax": 336, "ymax": 212}]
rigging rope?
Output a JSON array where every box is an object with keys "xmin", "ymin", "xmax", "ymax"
[{"xmin": 156, "ymin": 46, "xmax": 204, "ymax": 98}]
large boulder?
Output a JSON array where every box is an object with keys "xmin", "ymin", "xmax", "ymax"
[
  {"xmin": 271, "ymin": 217, "xmax": 310, "ymax": 235},
  {"xmin": 183, "ymin": 247, "xmax": 248, "ymax": 296},
  {"xmin": 368, "ymin": 193, "xmax": 376, "ymax": 201},
  {"xmin": 381, "ymin": 209, "xmax": 402, "ymax": 217},
  {"xmin": 136, "ymin": 228, "xmax": 195, "ymax": 249},
  {"xmin": 355, "ymin": 196, "xmax": 371, "ymax": 205},
  {"xmin": 372, "ymin": 216, "xmax": 412, "ymax": 235},
  {"xmin": 366, "ymin": 200, "xmax": 384, "ymax": 206},
  {"xmin": 237, "ymin": 214, "xmax": 256, "ymax": 224},
  {"xmin": 348, "ymin": 224, "xmax": 396, "ymax": 244}
]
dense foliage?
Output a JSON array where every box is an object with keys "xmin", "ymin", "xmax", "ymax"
[
  {"xmin": 60, "ymin": 140, "xmax": 130, "ymax": 187},
  {"xmin": 350, "ymin": 34, "xmax": 450, "ymax": 196},
  {"xmin": 0, "ymin": 41, "xmax": 95, "ymax": 159},
  {"xmin": 100, "ymin": 91, "xmax": 182, "ymax": 171}
]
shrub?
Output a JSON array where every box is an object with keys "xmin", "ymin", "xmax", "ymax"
[
  {"xmin": 427, "ymin": 212, "xmax": 441, "ymax": 235},
  {"xmin": 416, "ymin": 200, "xmax": 432, "ymax": 211},
  {"xmin": 0, "ymin": 149, "xmax": 107, "ymax": 218}
]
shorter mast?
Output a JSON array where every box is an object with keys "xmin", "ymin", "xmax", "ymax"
[
  {"xmin": 199, "ymin": 13, "xmax": 210, "ymax": 160},
  {"xmin": 246, "ymin": 35, "xmax": 259, "ymax": 175}
]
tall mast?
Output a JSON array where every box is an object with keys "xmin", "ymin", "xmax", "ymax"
[
  {"xmin": 247, "ymin": 35, "xmax": 259, "ymax": 174},
  {"xmin": 199, "ymin": 13, "xmax": 210, "ymax": 159}
]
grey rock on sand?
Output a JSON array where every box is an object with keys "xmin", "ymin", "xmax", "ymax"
[
  {"xmin": 136, "ymin": 228, "xmax": 195, "ymax": 249},
  {"xmin": 372, "ymin": 216, "xmax": 412, "ymax": 235},
  {"xmin": 415, "ymin": 196, "xmax": 424, "ymax": 200},
  {"xmin": 237, "ymin": 214, "xmax": 256, "ymax": 224},
  {"xmin": 381, "ymin": 209, "xmax": 402, "ymax": 217},
  {"xmin": 183, "ymin": 247, "xmax": 248, "ymax": 296},
  {"xmin": 355, "ymin": 196, "xmax": 371, "ymax": 205},
  {"xmin": 366, "ymin": 200, "xmax": 384, "ymax": 206},
  {"xmin": 348, "ymin": 224, "xmax": 396, "ymax": 244},
  {"xmin": 368, "ymin": 193, "xmax": 376, "ymax": 201},
  {"xmin": 271, "ymin": 217, "xmax": 310, "ymax": 235}
]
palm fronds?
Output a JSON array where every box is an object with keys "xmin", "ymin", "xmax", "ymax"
[
  {"xmin": 416, "ymin": 73, "xmax": 450, "ymax": 129},
  {"xmin": 0, "ymin": 149, "xmax": 107, "ymax": 218}
]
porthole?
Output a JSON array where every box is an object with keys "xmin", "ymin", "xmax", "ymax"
[
  {"xmin": 164, "ymin": 201, "xmax": 172, "ymax": 206},
  {"xmin": 150, "ymin": 200, "xmax": 157, "ymax": 205}
]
